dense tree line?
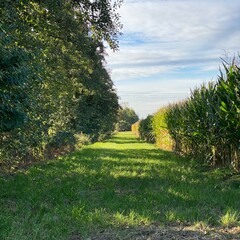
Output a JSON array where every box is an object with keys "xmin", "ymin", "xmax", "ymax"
[
  {"xmin": 116, "ymin": 105, "xmax": 139, "ymax": 131},
  {"xmin": 0, "ymin": 0, "xmax": 122, "ymax": 169}
]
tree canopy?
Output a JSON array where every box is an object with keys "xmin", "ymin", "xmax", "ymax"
[{"xmin": 0, "ymin": 0, "xmax": 122, "ymax": 168}]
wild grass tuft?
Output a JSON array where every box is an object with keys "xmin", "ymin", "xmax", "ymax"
[{"xmin": 220, "ymin": 210, "xmax": 239, "ymax": 227}]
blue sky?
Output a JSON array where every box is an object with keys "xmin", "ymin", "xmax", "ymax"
[{"xmin": 106, "ymin": 0, "xmax": 240, "ymax": 118}]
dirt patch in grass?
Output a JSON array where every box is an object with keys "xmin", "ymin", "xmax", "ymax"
[{"xmin": 71, "ymin": 225, "xmax": 240, "ymax": 240}]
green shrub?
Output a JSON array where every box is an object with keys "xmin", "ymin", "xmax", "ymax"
[
  {"xmin": 138, "ymin": 115, "xmax": 155, "ymax": 143},
  {"xmin": 47, "ymin": 131, "xmax": 76, "ymax": 149},
  {"xmin": 43, "ymin": 131, "xmax": 76, "ymax": 159},
  {"xmin": 74, "ymin": 133, "xmax": 91, "ymax": 149}
]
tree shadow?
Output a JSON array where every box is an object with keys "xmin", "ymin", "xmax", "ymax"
[
  {"xmin": 0, "ymin": 134, "xmax": 239, "ymax": 239},
  {"xmin": 107, "ymin": 137, "xmax": 140, "ymax": 144}
]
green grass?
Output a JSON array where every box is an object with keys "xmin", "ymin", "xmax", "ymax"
[{"xmin": 0, "ymin": 132, "xmax": 239, "ymax": 239}]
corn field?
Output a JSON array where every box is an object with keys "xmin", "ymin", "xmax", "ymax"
[
  {"xmin": 131, "ymin": 120, "xmax": 140, "ymax": 137},
  {"xmin": 152, "ymin": 108, "xmax": 173, "ymax": 151},
  {"xmin": 165, "ymin": 59, "xmax": 240, "ymax": 170}
]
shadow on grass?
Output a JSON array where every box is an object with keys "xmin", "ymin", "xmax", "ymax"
[
  {"xmin": 0, "ymin": 133, "xmax": 239, "ymax": 239},
  {"xmin": 107, "ymin": 137, "xmax": 140, "ymax": 144}
]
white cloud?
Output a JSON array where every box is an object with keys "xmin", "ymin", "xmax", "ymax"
[
  {"xmin": 106, "ymin": 0, "xmax": 240, "ymax": 117},
  {"xmin": 116, "ymin": 77, "xmax": 212, "ymax": 118},
  {"xmin": 110, "ymin": 65, "xmax": 172, "ymax": 81},
  {"xmin": 118, "ymin": 0, "xmax": 240, "ymax": 43}
]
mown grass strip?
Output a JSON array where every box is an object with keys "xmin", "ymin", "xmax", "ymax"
[{"xmin": 0, "ymin": 132, "xmax": 239, "ymax": 239}]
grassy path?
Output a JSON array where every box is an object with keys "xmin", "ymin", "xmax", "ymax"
[{"xmin": 0, "ymin": 132, "xmax": 239, "ymax": 239}]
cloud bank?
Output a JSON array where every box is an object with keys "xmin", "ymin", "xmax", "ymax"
[{"xmin": 106, "ymin": 0, "xmax": 240, "ymax": 118}]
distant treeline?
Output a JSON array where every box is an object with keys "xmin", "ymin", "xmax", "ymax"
[
  {"xmin": 132, "ymin": 58, "xmax": 240, "ymax": 171},
  {"xmin": 0, "ymin": 0, "xmax": 122, "ymax": 170}
]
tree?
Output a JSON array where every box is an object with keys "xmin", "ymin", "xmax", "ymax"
[
  {"xmin": 0, "ymin": 0, "xmax": 122, "ymax": 166},
  {"xmin": 117, "ymin": 106, "xmax": 139, "ymax": 131}
]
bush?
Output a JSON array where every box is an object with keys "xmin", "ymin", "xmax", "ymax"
[
  {"xmin": 138, "ymin": 115, "xmax": 155, "ymax": 143},
  {"xmin": 74, "ymin": 133, "xmax": 91, "ymax": 149},
  {"xmin": 47, "ymin": 131, "xmax": 76, "ymax": 149},
  {"xmin": 44, "ymin": 131, "xmax": 76, "ymax": 159}
]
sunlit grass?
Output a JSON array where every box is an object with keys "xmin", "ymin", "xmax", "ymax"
[
  {"xmin": 0, "ymin": 132, "xmax": 239, "ymax": 239},
  {"xmin": 220, "ymin": 210, "xmax": 239, "ymax": 227}
]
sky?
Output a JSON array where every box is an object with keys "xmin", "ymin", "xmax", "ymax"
[{"xmin": 106, "ymin": 0, "xmax": 240, "ymax": 119}]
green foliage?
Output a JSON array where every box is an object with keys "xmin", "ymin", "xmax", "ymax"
[
  {"xmin": 152, "ymin": 108, "xmax": 173, "ymax": 151},
  {"xmin": 0, "ymin": 28, "xmax": 31, "ymax": 132},
  {"xmin": 117, "ymin": 106, "xmax": 139, "ymax": 131},
  {"xmin": 165, "ymin": 58, "xmax": 240, "ymax": 170},
  {"xmin": 74, "ymin": 133, "xmax": 91, "ymax": 149},
  {"xmin": 72, "ymin": 62, "xmax": 119, "ymax": 141},
  {"xmin": 47, "ymin": 131, "xmax": 76, "ymax": 150},
  {"xmin": 138, "ymin": 115, "xmax": 155, "ymax": 143},
  {"xmin": 0, "ymin": 0, "xmax": 121, "ymax": 168}
]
